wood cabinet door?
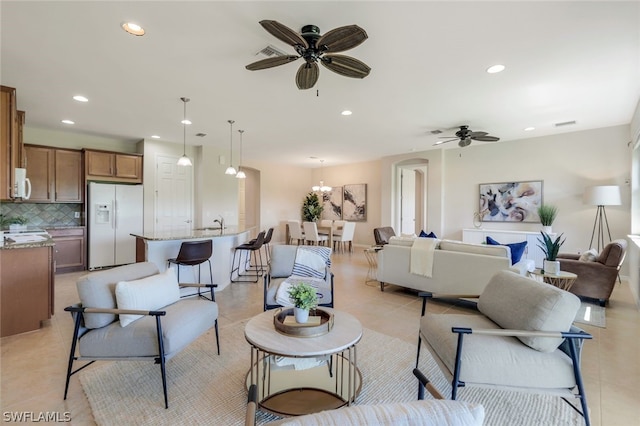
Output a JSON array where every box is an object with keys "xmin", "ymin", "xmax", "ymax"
[
  {"xmin": 24, "ymin": 145, "xmax": 54, "ymax": 202},
  {"xmin": 115, "ymin": 154, "xmax": 142, "ymax": 180},
  {"xmin": 55, "ymin": 149, "xmax": 83, "ymax": 202},
  {"xmin": 1, "ymin": 86, "xmax": 17, "ymax": 200},
  {"xmin": 86, "ymin": 151, "xmax": 114, "ymax": 177}
]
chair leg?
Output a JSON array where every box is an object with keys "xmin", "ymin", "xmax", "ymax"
[
  {"xmin": 214, "ymin": 319, "xmax": 220, "ymax": 355},
  {"xmin": 64, "ymin": 311, "xmax": 83, "ymax": 400},
  {"xmin": 154, "ymin": 316, "xmax": 169, "ymax": 409},
  {"xmin": 568, "ymin": 338, "xmax": 591, "ymax": 426},
  {"xmin": 451, "ymin": 333, "xmax": 466, "ymax": 400}
]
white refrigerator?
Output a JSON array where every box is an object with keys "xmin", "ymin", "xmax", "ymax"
[{"xmin": 88, "ymin": 182, "xmax": 143, "ymax": 269}]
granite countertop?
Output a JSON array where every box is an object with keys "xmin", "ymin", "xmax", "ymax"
[
  {"xmin": 132, "ymin": 226, "xmax": 250, "ymax": 241},
  {"xmin": 44, "ymin": 225, "xmax": 86, "ymax": 229},
  {"xmin": 1, "ymin": 232, "xmax": 55, "ymax": 250}
]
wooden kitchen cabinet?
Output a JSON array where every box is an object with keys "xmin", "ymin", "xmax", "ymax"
[
  {"xmin": 24, "ymin": 145, "xmax": 83, "ymax": 203},
  {"xmin": 47, "ymin": 227, "xmax": 86, "ymax": 272},
  {"xmin": 1, "ymin": 85, "xmax": 21, "ymax": 200},
  {"xmin": 0, "ymin": 246, "xmax": 54, "ymax": 337},
  {"xmin": 85, "ymin": 149, "xmax": 142, "ymax": 183}
]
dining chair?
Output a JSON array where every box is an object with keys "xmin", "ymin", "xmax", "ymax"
[
  {"xmin": 303, "ymin": 221, "xmax": 328, "ymax": 246},
  {"xmin": 333, "ymin": 221, "xmax": 356, "ymax": 253},
  {"xmin": 287, "ymin": 220, "xmax": 305, "ymax": 245}
]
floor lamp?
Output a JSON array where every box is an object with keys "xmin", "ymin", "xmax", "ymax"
[{"xmin": 583, "ymin": 185, "xmax": 621, "ymax": 252}]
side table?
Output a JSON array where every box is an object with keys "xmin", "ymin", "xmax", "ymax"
[
  {"xmin": 364, "ymin": 246, "xmax": 382, "ymax": 285},
  {"xmin": 529, "ymin": 269, "xmax": 578, "ymax": 291},
  {"xmin": 244, "ymin": 308, "xmax": 363, "ymax": 417}
]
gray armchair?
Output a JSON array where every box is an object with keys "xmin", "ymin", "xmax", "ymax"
[
  {"xmin": 63, "ymin": 262, "xmax": 219, "ymax": 408},
  {"xmin": 263, "ymin": 245, "xmax": 334, "ymax": 311},
  {"xmin": 416, "ymin": 271, "xmax": 592, "ymax": 425},
  {"xmin": 557, "ymin": 238, "xmax": 627, "ymax": 306}
]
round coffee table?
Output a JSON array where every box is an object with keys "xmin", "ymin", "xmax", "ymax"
[
  {"xmin": 529, "ymin": 269, "xmax": 578, "ymax": 291},
  {"xmin": 244, "ymin": 308, "xmax": 363, "ymax": 416}
]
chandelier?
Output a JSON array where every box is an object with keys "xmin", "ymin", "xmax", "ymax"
[{"xmin": 312, "ymin": 159, "xmax": 331, "ymax": 192}]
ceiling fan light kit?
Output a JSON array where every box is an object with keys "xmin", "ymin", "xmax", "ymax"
[
  {"xmin": 246, "ymin": 20, "xmax": 371, "ymax": 90},
  {"xmin": 433, "ymin": 125, "xmax": 500, "ymax": 148}
]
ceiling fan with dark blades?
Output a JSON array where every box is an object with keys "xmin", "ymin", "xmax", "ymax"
[
  {"xmin": 246, "ymin": 20, "xmax": 371, "ymax": 90},
  {"xmin": 433, "ymin": 125, "xmax": 500, "ymax": 147}
]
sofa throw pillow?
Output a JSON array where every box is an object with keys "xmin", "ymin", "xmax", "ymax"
[
  {"xmin": 419, "ymin": 230, "xmax": 438, "ymax": 238},
  {"xmin": 486, "ymin": 236, "xmax": 527, "ymax": 265},
  {"xmin": 578, "ymin": 248, "xmax": 598, "ymax": 262},
  {"xmin": 115, "ymin": 268, "xmax": 181, "ymax": 327}
]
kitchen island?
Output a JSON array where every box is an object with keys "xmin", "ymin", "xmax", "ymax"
[
  {"xmin": 132, "ymin": 227, "xmax": 252, "ymax": 290},
  {"xmin": 0, "ymin": 232, "xmax": 55, "ymax": 337}
]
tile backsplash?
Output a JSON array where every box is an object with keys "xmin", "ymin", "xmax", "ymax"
[{"xmin": 0, "ymin": 203, "xmax": 83, "ymax": 227}]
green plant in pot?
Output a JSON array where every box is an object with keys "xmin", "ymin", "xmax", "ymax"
[
  {"xmin": 0, "ymin": 214, "xmax": 28, "ymax": 230},
  {"xmin": 287, "ymin": 282, "xmax": 318, "ymax": 323},
  {"xmin": 301, "ymin": 192, "xmax": 323, "ymax": 222},
  {"xmin": 537, "ymin": 232, "xmax": 565, "ymax": 275},
  {"xmin": 537, "ymin": 204, "xmax": 558, "ymax": 234}
]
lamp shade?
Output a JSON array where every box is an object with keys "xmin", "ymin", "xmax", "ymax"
[{"xmin": 583, "ymin": 185, "xmax": 621, "ymax": 206}]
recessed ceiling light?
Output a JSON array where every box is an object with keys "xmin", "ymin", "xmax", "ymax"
[
  {"xmin": 151, "ymin": 135, "xmax": 161, "ymax": 139},
  {"xmin": 73, "ymin": 95, "xmax": 88, "ymax": 102},
  {"xmin": 524, "ymin": 127, "xmax": 535, "ymax": 131},
  {"xmin": 181, "ymin": 119, "xmax": 191, "ymax": 125},
  {"xmin": 341, "ymin": 110, "xmax": 352, "ymax": 116},
  {"xmin": 61, "ymin": 119, "xmax": 74, "ymax": 125},
  {"xmin": 486, "ymin": 64, "xmax": 505, "ymax": 74},
  {"xmin": 121, "ymin": 22, "xmax": 145, "ymax": 36}
]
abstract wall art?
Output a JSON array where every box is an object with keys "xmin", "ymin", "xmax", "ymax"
[
  {"xmin": 479, "ymin": 181, "xmax": 542, "ymax": 223},
  {"xmin": 343, "ymin": 184, "xmax": 367, "ymax": 221},
  {"xmin": 321, "ymin": 186, "xmax": 343, "ymax": 220}
]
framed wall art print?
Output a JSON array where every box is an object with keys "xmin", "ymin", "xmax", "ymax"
[{"xmin": 478, "ymin": 180, "xmax": 542, "ymax": 223}]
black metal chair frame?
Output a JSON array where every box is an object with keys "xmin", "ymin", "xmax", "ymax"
[
  {"xmin": 231, "ymin": 231, "xmax": 266, "ymax": 283},
  {"xmin": 167, "ymin": 240, "xmax": 213, "ymax": 298},
  {"xmin": 63, "ymin": 284, "xmax": 219, "ymax": 409},
  {"xmin": 415, "ymin": 293, "xmax": 593, "ymax": 426}
]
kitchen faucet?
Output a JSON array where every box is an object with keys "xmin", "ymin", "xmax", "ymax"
[{"xmin": 213, "ymin": 215, "xmax": 224, "ymax": 229}]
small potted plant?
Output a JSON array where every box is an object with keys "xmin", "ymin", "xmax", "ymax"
[
  {"xmin": 537, "ymin": 204, "xmax": 558, "ymax": 234},
  {"xmin": 287, "ymin": 282, "xmax": 319, "ymax": 323},
  {"xmin": 537, "ymin": 232, "xmax": 565, "ymax": 275},
  {"xmin": 1, "ymin": 215, "xmax": 28, "ymax": 232}
]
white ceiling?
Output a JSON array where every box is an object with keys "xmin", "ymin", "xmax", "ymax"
[{"xmin": 1, "ymin": 1, "xmax": 639, "ymax": 167}]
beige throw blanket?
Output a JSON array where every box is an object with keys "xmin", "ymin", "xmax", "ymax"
[{"xmin": 410, "ymin": 238, "xmax": 438, "ymax": 277}]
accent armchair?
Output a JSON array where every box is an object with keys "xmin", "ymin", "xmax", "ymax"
[
  {"xmin": 373, "ymin": 226, "xmax": 396, "ymax": 246},
  {"xmin": 245, "ymin": 369, "xmax": 485, "ymax": 426},
  {"xmin": 416, "ymin": 270, "xmax": 592, "ymax": 425},
  {"xmin": 63, "ymin": 262, "xmax": 220, "ymax": 408},
  {"xmin": 263, "ymin": 245, "xmax": 334, "ymax": 311},
  {"xmin": 557, "ymin": 238, "xmax": 627, "ymax": 306}
]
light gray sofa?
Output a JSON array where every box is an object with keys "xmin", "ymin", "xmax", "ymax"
[{"xmin": 377, "ymin": 238, "xmax": 530, "ymax": 294}]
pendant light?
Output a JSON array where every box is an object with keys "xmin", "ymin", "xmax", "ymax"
[
  {"xmin": 224, "ymin": 120, "xmax": 237, "ymax": 175},
  {"xmin": 176, "ymin": 97, "xmax": 193, "ymax": 166},
  {"xmin": 235, "ymin": 129, "xmax": 246, "ymax": 179},
  {"xmin": 312, "ymin": 159, "xmax": 331, "ymax": 192}
]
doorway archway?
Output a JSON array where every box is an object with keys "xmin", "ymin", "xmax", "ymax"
[{"xmin": 395, "ymin": 159, "xmax": 428, "ymax": 235}]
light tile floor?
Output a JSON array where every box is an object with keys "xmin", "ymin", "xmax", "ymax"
[{"xmin": 1, "ymin": 248, "xmax": 639, "ymax": 425}]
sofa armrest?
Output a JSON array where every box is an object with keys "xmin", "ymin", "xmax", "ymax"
[{"xmin": 64, "ymin": 305, "xmax": 167, "ymax": 317}]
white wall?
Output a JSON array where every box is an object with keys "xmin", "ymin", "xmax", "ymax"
[{"xmin": 197, "ymin": 144, "xmax": 239, "ymax": 228}]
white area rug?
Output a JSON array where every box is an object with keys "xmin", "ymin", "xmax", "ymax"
[
  {"xmin": 574, "ymin": 301, "xmax": 606, "ymax": 328},
  {"xmin": 80, "ymin": 320, "xmax": 583, "ymax": 425}
]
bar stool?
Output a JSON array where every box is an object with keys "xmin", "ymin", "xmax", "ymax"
[
  {"xmin": 167, "ymin": 240, "xmax": 213, "ymax": 299},
  {"xmin": 230, "ymin": 231, "xmax": 266, "ymax": 283}
]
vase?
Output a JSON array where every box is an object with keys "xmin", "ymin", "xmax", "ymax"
[
  {"xmin": 542, "ymin": 226, "xmax": 552, "ymax": 234},
  {"xmin": 294, "ymin": 307, "xmax": 309, "ymax": 324},
  {"xmin": 543, "ymin": 260, "xmax": 560, "ymax": 275}
]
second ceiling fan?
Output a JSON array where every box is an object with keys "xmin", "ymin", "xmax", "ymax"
[
  {"xmin": 245, "ymin": 20, "xmax": 371, "ymax": 90},
  {"xmin": 434, "ymin": 125, "xmax": 501, "ymax": 147}
]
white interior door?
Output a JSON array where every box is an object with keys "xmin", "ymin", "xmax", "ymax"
[
  {"xmin": 155, "ymin": 155, "xmax": 193, "ymax": 233},
  {"xmin": 400, "ymin": 169, "xmax": 416, "ymax": 234}
]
